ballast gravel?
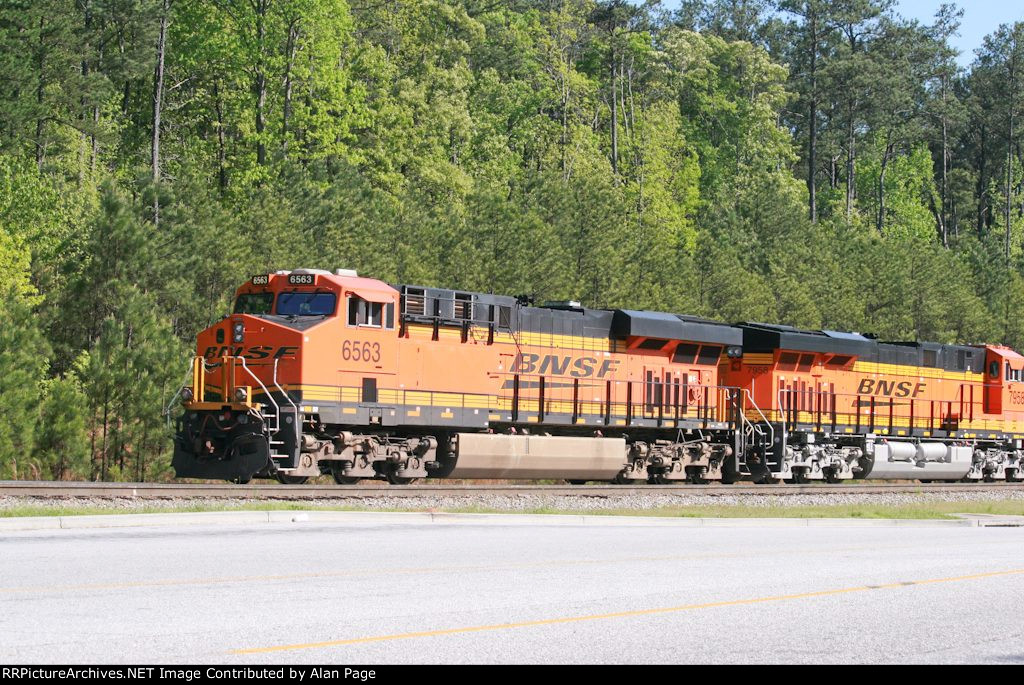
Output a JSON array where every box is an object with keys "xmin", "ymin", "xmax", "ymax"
[{"xmin": 3, "ymin": 489, "xmax": 1024, "ymax": 514}]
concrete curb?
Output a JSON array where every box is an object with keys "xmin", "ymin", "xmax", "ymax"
[{"xmin": 0, "ymin": 509, "xmax": 1013, "ymax": 532}]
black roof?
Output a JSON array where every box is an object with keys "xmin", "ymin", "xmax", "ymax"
[
  {"xmin": 395, "ymin": 283, "xmax": 741, "ymax": 345},
  {"xmin": 740, "ymin": 322, "xmax": 877, "ymax": 356},
  {"xmin": 738, "ymin": 322, "xmax": 984, "ymax": 373},
  {"xmin": 612, "ymin": 310, "xmax": 741, "ymax": 345}
]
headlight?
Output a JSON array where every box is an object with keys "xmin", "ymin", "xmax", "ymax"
[
  {"xmin": 181, "ymin": 387, "xmax": 194, "ymax": 403},
  {"xmin": 234, "ymin": 387, "xmax": 249, "ymax": 403},
  {"xmin": 232, "ymin": 321, "xmax": 244, "ymax": 343}
]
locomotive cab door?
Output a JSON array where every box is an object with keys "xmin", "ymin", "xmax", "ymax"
[
  {"xmin": 984, "ymin": 351, "xmax": 1002, "ymax": 415},
  {"xmin": 342, "ymin": 290, "xmax": 399, "ymax": 414}
]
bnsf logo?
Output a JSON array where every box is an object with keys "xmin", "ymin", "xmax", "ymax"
[
  {"xmin": 202, "ymin": 345, "xmax": 298, "ymax": 360},
  {"xmin": 511, "ymin": 353, "xmax": 619, "ymax": 378},
  {"xmin": 856, "ymin": 379, "xmax": 926, "ymax": 398}
]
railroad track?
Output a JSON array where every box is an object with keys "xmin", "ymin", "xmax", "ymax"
[{"xmin": 2, "ymin": 480, "xmax": 1024, "ymax": 499}]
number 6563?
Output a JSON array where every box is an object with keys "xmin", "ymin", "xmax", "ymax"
[{"xmin": 342, "ymin": 340, "xmax": 381, "ymax": 362}]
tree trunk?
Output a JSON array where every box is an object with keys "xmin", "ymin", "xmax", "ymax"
[
  {"xmin": 214, "ymin": 81, "xmax": 227, "ymax": 193},
  {"xmin": 940, "ymin": 74, "xmax": 949, "ymax": 247},
  {"xmin": 977, "ymin": 123, "xmax": 988, "ymax": 237},
  {"xmin": 609, "ymin": 38, "xmax": 617, "ymax": 178},
  {"xmin": 877, "ymin": 138, "xmax": 892, "ymax": 234},
  {"xmin": 256, "ymin": 1, "xmax": 268, "ymax": 167},
  {"xmin": 846, "ymin": 105, "xmax": 855, "ymax": 220},
  {"xmin": 35, "ymin": 15, "xmax": 46, "ymax": 170},
  {"xmin": 282, "ymin": 19, "xmax": 299, "ymax": 157},
  {"xmin": 807, "ymin": 12, "xmax": 818, "ymax": 222},
  {"xmin": 1007, "ymin": 44, "xmax": 1017, "ymax": 261},
  {"xmin": 152, "ymin": 0, "xmax": 169, "ymax": 191}
]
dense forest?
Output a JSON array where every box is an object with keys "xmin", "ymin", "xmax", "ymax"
[{"xmin": 1, "ymin": 0, "xmax": 1023, "ymax": 480}]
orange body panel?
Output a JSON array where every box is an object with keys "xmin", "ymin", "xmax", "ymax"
[{"xmin": 723, "ymin": 347, "xmax": 1024, "ymax": 439}]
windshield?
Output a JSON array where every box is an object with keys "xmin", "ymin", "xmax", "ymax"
[
  {"xmin": 277, "ymin": 291, "xmax": 336, "ymax": 316},
  {"xmin": 233, "ymin": 292, "xmax": 274, "ymax": 314}
]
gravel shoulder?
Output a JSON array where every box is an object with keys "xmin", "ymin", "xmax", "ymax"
[{"xmin": 2, "ymin": 490, "xmax": 1024, "ymax": 519}]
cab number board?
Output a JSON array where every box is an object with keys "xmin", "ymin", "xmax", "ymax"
[
  {"xmin": 288, "ymin": 274, "xmax": 315, "ymax": 285},
  {"xmin": 251, "ymin": 274, "xmax": 269, "ymax": 285}
]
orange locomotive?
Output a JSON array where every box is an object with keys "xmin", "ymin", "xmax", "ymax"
[
  {"xmin": 727, "ymin": 324, "xmax": 1024, "ymax": 482},
  {"xmin": 171, "ymin": 269, "xmax": 1024, "ymax": 483},
  {"xmin": 172, "ymin": 269, "xmax": 745, "ymax": 484}
]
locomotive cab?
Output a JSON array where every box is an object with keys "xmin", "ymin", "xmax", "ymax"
[
  {"xmin": 173, "ymin": 268, "xmax": 403, "ymax": 483},
  {"xmin": 984, "ymin": 346, "xmax": 1024, "ymax": 415}
]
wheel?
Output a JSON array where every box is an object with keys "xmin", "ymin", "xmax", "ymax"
[
  {"xmin": 275, "ymin": 473, "xmax": 308, "ymax": 485},
  {"xmin": 330, "ymin": 464, "xmax": 361, "ymax": 485},
  {"xmin": 386, "ymin": 471, "xmax": 418, "ymax": 485},
  {"xmin": 749, "ymin": 462, "xmax": 778, "ymax": 484},
  {"xmin": 230, "ymin": 476, "xmax": 251, "ymax": 485},
  {"xmin": 612, "ymin": 472, "xmax": 642, "ymax": 485},
  {"xmin": 1007, "ymin": 471, "xmax": 1021, "ymax": 483},
  {"xmin": 785, "ymin": 472, "xmax": 809, "ymax": 485},
  {"xmin": 566, "ymin": 479, "xmax": 587, "ymax": 485},
  {"xmin": 823, "ymin": 470, "xmax": 843, "ymax": 484}
]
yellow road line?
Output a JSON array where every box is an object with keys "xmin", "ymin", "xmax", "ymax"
[{"xmin": 231, "ymin": 567, "xmax": 1024, "ymax": 655}]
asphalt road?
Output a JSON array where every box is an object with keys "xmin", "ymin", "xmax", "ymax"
[{"xmin": 1, "ymin": 517, "xmax": 1023, "ymax": 664}]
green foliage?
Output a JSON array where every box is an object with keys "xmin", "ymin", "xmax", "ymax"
[
  {"xmin": 0, "ymin": 287, "xmax": 49, "ymax": 480},
  {"xmin": 0, "ymin": 1, "xmax": 1023, "ymax": 481},
  {"xmin": 34, "ymin": 374, "xmax": 90, "ymax": 480}
]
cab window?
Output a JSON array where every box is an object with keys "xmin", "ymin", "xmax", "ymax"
[
  {"xmin": 348, "ymin": 296, "xmax": 394, "ymax": 329},
  {"xmin": 1006, "ymin": 362, "xmax": 1022, "ymax": 383},
  {"xmin": 277, "ymin": 291, "xmax": 336, "ymax": 316},
  {"xmin": 234, "ymin": 292, "xmax": 274, "ymax": 314}
]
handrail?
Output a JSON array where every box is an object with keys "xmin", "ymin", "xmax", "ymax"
[
  {"xmin": 162, "ymin": 355, "xmax": 200, "ymax": 425},
  {"xmin": 234, "ymin": 356, "xmax": 280, "ymax": 430},
  {"xmin": 744, "ymin": 388, "xmax": 774, "ymax": 445},
  {"xmin": 273, "ymin": 357, "xmax": 300, "ymax": 446}
]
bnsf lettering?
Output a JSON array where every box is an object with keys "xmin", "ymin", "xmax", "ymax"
[
  {"xmin": 512, "ymin": 354, "xmax": 619, "ymax": 378},
  {"xmin": 856, "ymin": 379, "xmax": 926, "ymax": 397},
  {"xmin": 202, "ymin": 345, "xmax": 298, "ymax": 359}
]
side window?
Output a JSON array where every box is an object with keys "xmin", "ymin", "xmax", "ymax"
[
  {"xmin": 778, "ymin": 352, "xmax": 799, "ymax": 372},
  {"xmin": 348, "ymin": 296, "xmax": 394, "ymax": 330}
]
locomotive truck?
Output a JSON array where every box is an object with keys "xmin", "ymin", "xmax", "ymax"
[{"xmin": 170, "ymin": 269, "xmax": 1024, "ymax": 484}]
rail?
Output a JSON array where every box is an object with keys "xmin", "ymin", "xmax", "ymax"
[{"xmin": 3, "ymin": 480, "xmax": 1022, "ymax": 499}]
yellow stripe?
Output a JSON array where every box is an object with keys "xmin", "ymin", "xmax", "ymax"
[
  {"xmin": 851, "ymin": 360, "xmax": 982, "ymax": 382},
  {"xmin": 405, "ymin": 323, "xmax": 617, "ymax": 352},
  {"xmin": 231, "ymin": 567, "xmax": 1024, "ymax": 655}
]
